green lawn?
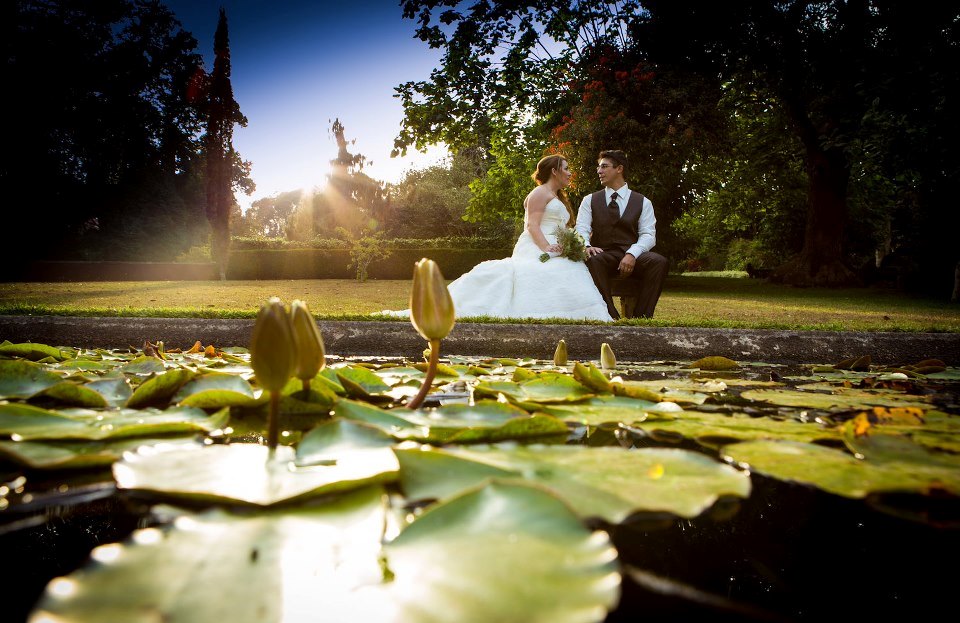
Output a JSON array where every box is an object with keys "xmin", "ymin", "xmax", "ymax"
[{"xmin": 1, "ymin": 276, "xmax": 958, "ymax": 331}]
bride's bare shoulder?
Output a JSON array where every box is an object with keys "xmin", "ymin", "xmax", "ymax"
[{"xmin": 524, "ymin": 186, "xmax": 553, "ymax": 210}]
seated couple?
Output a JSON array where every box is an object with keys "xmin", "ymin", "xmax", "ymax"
[{"xmin": 393, "ymin": 150, "xmax": 668, "ymax": 322}]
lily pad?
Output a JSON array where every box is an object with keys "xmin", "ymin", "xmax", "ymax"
[
  {"xmin": 30, "ymin": 486, "xmax": 390, "ymax": 622},
  {"xmin": 740, "ymin": 388, "xmax": 931, "ymax": 410},
  {"xmin": 722, "ymin": 439, "xmax": 960, "ymax": 498},
  {"xmin": 0, "ymin": 342, "xmax": 68, "ymax": 361},
  {"xmin": 540, "ymin": 395, "xmax": 661, "ymax": 426},
  {"xmin": 296, "ymin": 419, "xmax": 396, "ymax": 466},
  {"xmin": 335, "ymin": 366, "xmax": 392, "ymax": 398},
  {"xmin": 38, "ymin": 381, "xmax": 109, "ymax": 408},
  {"xmin": 0, "ymin": 404, "xmax": 228, "ymax": 441},
  {"xmin": 0, "ymin": 359, "xmax": 64, "ymax": 399},
  {"xmin": 378, "ymin": 481, "xmax": 621, "ymax": 623},
  {"xmin": 126, "ymin": 369, "xmax": 195, "ymax": 408},
  {"xmin": 0, "ymin": 436, "xmax": 197, "ymax": 470},
  {"xmin": 114, "ymin": 441, "xmax": 399, "ymax": 505},
  {"xmin": 401, "ymin": 402, "xmax": 569, "ymax": 444},
  {"xmin": 635, "ymin": 410, "xmax": 841, "ymax": 448},
  {"xmin": 117, "ymin": 356, "xmax": 167, "ymax": 376},
  {"xmin": 173, "ymin": 372, "xmax": 260, "ymax": 408},
  {"xmin": 397, "ymin": 444, "xmax": 752, "ymax": 522}
]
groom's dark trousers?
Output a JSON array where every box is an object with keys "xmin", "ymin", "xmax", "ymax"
[{"xmin": 584, "ymin": 190, "xmax": 668, "ymax": 319}]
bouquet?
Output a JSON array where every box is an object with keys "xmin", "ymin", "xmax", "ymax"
[{"xmin": 539, "ymin": 226, "xmax": 588, "ymax": 262}]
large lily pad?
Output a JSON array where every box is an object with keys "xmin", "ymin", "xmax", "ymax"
[
  {"xmin": 174, "ymin": 372, "xmax": 260, "ymax": 408},
  {"xmin": 126, "ymin": 369, "xmax": 195, "ymax": 408},
  {"xmin": 0, "ymin": 359, "xmax": 64, "ymax": 399},
  {"xmin": 0, "ymin": 342, "xmax": 68, "ymax": 361},
  {"xmin": 722, "ymin": 439, "xmax": 960, "ymax": 498},
  {"xmin": 396, "ymin": 444, "xmax": 752, "ymax": 522},
  {"xmin": 0, "ymin": 404, "xmax": 227, "ymax": 441},
  {"xmin": 113, "ymin": 441, "xmax": 399, "ymax": 505},
  {"xmin": 376, "ymin": 481, "xmax": 621, "ymax": 623},
  {"xmin": 635, "ymin": 409, "xmax": 841, "ymax": 448},
  {"xmin": 399, "ymin": 401, "xmax": 568, "ymax": 443},
  {"xmin": 30, "ymin": 486, "xmax": 390, "ymax": 622},
  {"xmin": 741, "ymin": 388, "xmax": 931, "ymax": 410},
  {"xmin": 335, "ymin": 365, "xmax": 392, "ymax": 398},
  {"xmin": 0, "ymin": 436, "xmax": 196, "ymax": 470}
]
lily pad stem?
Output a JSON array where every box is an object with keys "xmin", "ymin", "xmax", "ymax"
[{"xmin": 407, "ymin": 339, "xmax": 440, "ymax": 410}]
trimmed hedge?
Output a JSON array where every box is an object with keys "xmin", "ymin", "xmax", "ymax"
[{"xmin": 226, "ymin": 248, "xmax": 511, "ymax": 280}]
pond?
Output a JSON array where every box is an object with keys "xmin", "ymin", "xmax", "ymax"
[{"xmin": 1, "ymin": 340, "xmax": 958, "ymax": 622}]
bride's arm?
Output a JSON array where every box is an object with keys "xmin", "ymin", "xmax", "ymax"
[{"xmin": 525, "ymin": 192, "xmax": 561, "ymax": 253}]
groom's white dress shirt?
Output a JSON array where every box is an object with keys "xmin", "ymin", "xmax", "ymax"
[{"xmin": 575, "ymin": 183, "xmax": 657, "ymax": 258}]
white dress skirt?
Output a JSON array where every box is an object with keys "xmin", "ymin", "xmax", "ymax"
[{"xmin": 384, "ymin": 197, "xmax": 612, "ymax": 321}]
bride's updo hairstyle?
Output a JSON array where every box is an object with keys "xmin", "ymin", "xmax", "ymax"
[{"xmin": 532, "ymin": 154, "xmax": 575, "ymax": 227}]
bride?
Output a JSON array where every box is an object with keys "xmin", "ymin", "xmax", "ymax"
[{"xmin": 387, "ymin": 155, "xmax": 613, "ymax": 321}]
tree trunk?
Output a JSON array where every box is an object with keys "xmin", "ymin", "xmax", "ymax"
[{"xmin": 772, "ymin": 141, "xmax": 860, "ymax": 287}]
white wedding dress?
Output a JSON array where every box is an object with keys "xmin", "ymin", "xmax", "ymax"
[{"xmin": 383, "ymin": 198, "xmax": 613, "ymax": 321}]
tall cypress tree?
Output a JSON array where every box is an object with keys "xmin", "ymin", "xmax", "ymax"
[{"xmin": 204, "ymin": 8, "xmax": 246, "ymax": 279}]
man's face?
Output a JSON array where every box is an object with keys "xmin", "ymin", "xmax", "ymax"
[{"xmin": 597, "ymin": 158, "xmax": 622, "ymax": 186}]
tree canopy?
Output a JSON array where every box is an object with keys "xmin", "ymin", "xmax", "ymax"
[{"xmin": 396, "ymin": 0, "xmax": 960, "ymax": 292}]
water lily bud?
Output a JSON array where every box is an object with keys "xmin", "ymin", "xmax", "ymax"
[
  {"xmin": 553, "ymin": 339, "xmax": 568, "ymax": 366},
  {"xmin": 250, "ymin": 297, "xmax": 296, "ymax": 392},
  {"xmin": 410, "ymin": 258, "xmax": 455, "ymax": 341},
  {"xmin": 289, "ymin": 300, "xmax": 326, "ymax": 382},
  {"xmin": 600, "ymin": 342, "xmax": 617, "ymax": 371}
]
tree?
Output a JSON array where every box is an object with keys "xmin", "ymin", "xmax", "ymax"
[
  {"xmin": 398, "ymin": 1, "xmax": 959, "ymax": 290},
  {"xmin": 1, "ymin": 0, "xmax": 212, "ymax": 264},
  {"xmin": 203, "ymin": 8, "xmax": 248, "ymax": 279}
]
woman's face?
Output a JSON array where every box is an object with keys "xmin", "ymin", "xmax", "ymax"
[{"xmin": 554, "ymin": 160, "xmax": 572, "ymax": 187}]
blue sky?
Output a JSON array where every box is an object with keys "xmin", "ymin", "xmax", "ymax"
[{"xmin": 163, "ymin": 0, "xmax": 447, "ymax": 209}]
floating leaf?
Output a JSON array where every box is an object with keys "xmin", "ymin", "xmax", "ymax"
[
  {"xmin": 39, "ymin": 381, "xmax": 108, "ymax": 408},
  {"xmin": 540, "ymin": 395, "xmax": 660, "ymax": 426},
  {"xmin": 635, "ymin": 409, "xmax": 841, "ymax": 448},
  {"xmin": 0, "ymin": 342, "xmax": 68, "ymax": 361},
  {"xmin": 723, "ymin": 439, "xmax": 960, "ymax": 498},
  {"xmin": 397, "ymin": 444, "xmax": 751, "ymax": 522},
  {"xmin": 685, "ymin": 356, "xmax": 738, "ymax": 370},
  {"xmin": 127, "ymin": 369, "xmax": 196, "ymax": 408},
  {"xmin": 379, "ymin": 481, "xmax": 621, "ymax": 622},
  {"xmin": 85, "ymin": 378, "xmax": 133, "ymax": 408},
  {"xmin": 400, "ymin": 401, "xmax": 568, "ymax": 443},
  {"xmin": 118, "ymin": 356, "xmax": 166, "ymax": 376},
  {"xmin": 30, "ymin": 486, "xmax": 390, "ymax": 622},
  {"xmin": 740, "ymin": 388, "xmax": 931, "ymax": 410},
  {"xmin": 334, "ymin": 399, "xmax": 414, "ymax": 431},
  {"xmin": 113, "ymin": 441, "xmax": 398, "ymax": 505},
  {"xmin": 174, "ymin": 372, "xmax": 259, "ymax": 408},
  {"xmin": 296, "ymin": 419, "xmax": 396, "ymax": 466},
  {"xmin": 335, "ymin": 366, "xmax": 392, "ymax": 398},
  {"xmin": 0, "ymin": 359, "xmax": 64, "ymax": 399},
  {"xmin": 0, "ymin": 404, "xmax": 227, "ymax": 441},
  {"xmin": 0, "ymin": 436, "xmax": 196, "ymax": 470}
]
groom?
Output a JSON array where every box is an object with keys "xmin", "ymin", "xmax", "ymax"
[{"xmin": 575, "ymin": 150, "xmax": 668, "ymax": 319}]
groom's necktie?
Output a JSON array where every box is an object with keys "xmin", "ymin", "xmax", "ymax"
[{"xmin": 608, "ymin": 192, "xmax": 620, "ymax": 220}]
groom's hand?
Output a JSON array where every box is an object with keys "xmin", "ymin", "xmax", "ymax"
[
  {"xmin": 586, "ymin": 246, "xmax": 603, "ymax": 257},
  {"xmin": 618, "ymin": 253, "xmax": 636, "ymax": 276}
]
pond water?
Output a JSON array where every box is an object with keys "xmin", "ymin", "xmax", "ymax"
[{"xmin": 1, "ymin": 347, "xmax": 958, "ymax": 622}]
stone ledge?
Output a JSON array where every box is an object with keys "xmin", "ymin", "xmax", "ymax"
[{"xmin": 1, "ymin": 315, "xmax": 958, "ymax": 365}]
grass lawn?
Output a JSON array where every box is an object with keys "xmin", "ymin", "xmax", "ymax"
[{"xmin": 1, "ymin": 275, "xmax": 957, "ymax": 332}]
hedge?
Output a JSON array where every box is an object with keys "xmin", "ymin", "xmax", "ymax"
[{"xmin": 226, "ymin": 248, "xmax": 511, "ymax": 280}]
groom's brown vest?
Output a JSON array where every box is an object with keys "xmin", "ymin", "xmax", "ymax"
[{"xmin": 589, "ymin": 190, "xmax": 645, "ymax": 254}]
